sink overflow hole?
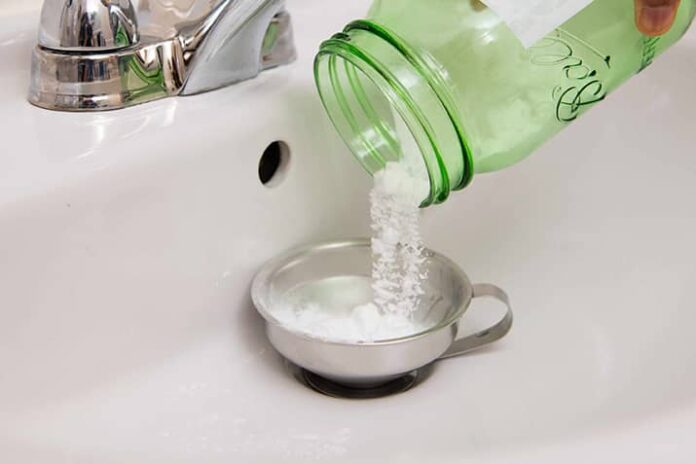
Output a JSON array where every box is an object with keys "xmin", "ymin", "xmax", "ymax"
[{"xmin": 259, "ymin": 141, "xmax": 290, "ymax": 187}]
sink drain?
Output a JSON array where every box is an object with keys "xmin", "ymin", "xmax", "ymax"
[{"xmin": 288, "ymin": 362, "xmax": 434, "ymax": 399}]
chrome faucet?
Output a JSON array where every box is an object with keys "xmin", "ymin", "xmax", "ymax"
[{"xmin": 29, "ymin": 0, "xmax": 297, "ymax": 111}]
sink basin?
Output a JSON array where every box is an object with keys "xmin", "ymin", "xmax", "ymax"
[{"xmin": 2, "ymin": 1, "xmax": 696, "ymax": 462}]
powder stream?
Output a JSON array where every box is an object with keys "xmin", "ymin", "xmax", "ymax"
[
  {"xmin": 272, "ymin": 156, "xmax": 431, "ymax": 342},
  {"xmin": 370, "ymin": 160, "xmax": 429, "ymax": 318}
]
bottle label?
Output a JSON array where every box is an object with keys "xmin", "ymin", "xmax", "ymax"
[{"xmin": 481, "ymin": 0, "xmax": 595, "ymax": 47}]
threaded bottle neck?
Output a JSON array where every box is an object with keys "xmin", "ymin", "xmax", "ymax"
[{"xmin": 314, "ymin": 20, "xmax": 473, "ymax": 206}]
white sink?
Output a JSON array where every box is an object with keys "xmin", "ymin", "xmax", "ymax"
[{"xmin": 2, "ymin": 1, "xmax": 696, "ymax": 462}]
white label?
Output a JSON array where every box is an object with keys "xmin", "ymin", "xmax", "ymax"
[{"xmin": 481, "ymin": 0, "xmax": 595, "ymax": 48}]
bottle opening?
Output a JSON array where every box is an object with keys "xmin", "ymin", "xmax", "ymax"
[
  {"xmin": 315, "ymin": 41, "xmax": 435, "ymax": 205},
  {"xmin": 314, "ymin": 21, "xmax": 473, "ymax": 206}
]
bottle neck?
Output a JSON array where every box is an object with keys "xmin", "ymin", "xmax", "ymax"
[{"xmin": 314, "ymin": 20, "xmax": 473, "ymax": 206}]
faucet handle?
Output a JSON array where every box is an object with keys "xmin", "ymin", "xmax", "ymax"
[{"xmin": 39, "ymin": 0, "xmax": 139, "ymax": 51}]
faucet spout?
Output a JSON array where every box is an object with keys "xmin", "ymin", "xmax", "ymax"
[{"xmin": 180, "ymin": 0, "xmax": 296, "ymax": 95}]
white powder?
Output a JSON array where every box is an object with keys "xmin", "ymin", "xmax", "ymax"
[
  {"xmin": 272, "ymin": 276, "xmax": 436, "ymax": 343},
  {"xmin": 271, "ymin": 155, "xmax": 432, "ymax": 343},
  {"xmin": 370, "ymin": 160, "xmax": 430, "ymax": 318},
  {"xmin": 274, "ymin": 300, "xmax": 430, "ymax": 342},
  {"xmin": 273, "ymin": 104, "xmax": 430, "ymax": 343}
]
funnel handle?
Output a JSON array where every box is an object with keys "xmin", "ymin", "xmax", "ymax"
[{"xmin": 439, "ymin": 284, "xmax": 513, "ymax": 360}]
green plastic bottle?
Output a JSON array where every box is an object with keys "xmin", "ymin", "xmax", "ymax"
[{"xmin": 315, "ymin": 0, "xmax": 696, "ymax": 206}]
